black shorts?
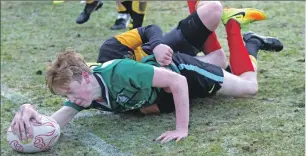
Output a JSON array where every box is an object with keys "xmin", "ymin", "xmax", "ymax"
[
  {"xmin": 177, "ymin": 11, "xmax": 213, "ymax": 51},
  {"xmin": 173, "ymin": 53, "xmax": 223, "ymax": 98},
  {"xmin": 97, "ymin": 37, "xmax": 134, "ymax": 63},
  {"xmin": 155, "ymin": 90, "xmax": 175, "ymax": 113},
  {"xmin": 163, "ymin": 27, "xmax": 199, "ymax": 56},
  {"xmin": 155, "ymin": 53, "xmax": 224, "ymax": 113}
]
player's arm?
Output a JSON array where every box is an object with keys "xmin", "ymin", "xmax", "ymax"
[
  {"xmin": 151, "ymin": 67, "xmax": 190, "ymax": 143},
  {"xmin": 115, "ymin": 24, "xmax": 164, "ymax": 50},
  {"xmin": 52, "ymin": 99, "xmax": 89, "ymax": 128},
  {"xmin": 51, "ymin": 106, "xmax": 79, "ymax": 129},
  {"xmin": 98, "ymin": 24, "xmax": 173, "ymax": 65},
  {"xmin": 115, "ymin": 25, "xmax": 174, "ymax": 66},
  {"xmin": 112, "ymin": 60, "xmax": 189, "ymax": 143},
  {"xmin": 137, "ymin": 25, "xmax": 174, "ymax": 66},
  {"xmin": 98, "ymin": 24, "xmax": 166, "ymax": 63}
]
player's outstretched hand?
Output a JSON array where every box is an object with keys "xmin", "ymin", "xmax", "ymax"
[
  {"xmin": 155, "ymin": 129, "xmax": 188, "ymax": 143},
  {"xmin": 10, "ymin": 104, "xmax": 41, "ymax": 143}
]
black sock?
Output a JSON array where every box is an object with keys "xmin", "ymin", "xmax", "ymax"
[
  {"xmin": 130, "ymin": 13, "xmax": 144, "ymax": 28},
  {"xmin": 245, "ymin": 38, "xmax": 262, "ymax": 59}
]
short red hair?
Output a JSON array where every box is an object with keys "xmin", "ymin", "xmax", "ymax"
[{"xmin": 45, "ymin": 49, "xmax": 92, "ymax": 94}]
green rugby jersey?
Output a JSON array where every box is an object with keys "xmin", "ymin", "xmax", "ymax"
[{"xmin": 64, "ymin": 58, "xmax": 160, "ymax": 112}]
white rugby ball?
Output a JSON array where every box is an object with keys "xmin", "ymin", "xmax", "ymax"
[{"xmin": 6, "ymin": 115, "xmax": 60, "ymax": 153}]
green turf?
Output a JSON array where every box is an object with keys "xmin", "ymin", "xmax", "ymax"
[{"xmin": 1, "ymin": 1, "xmax": 305, "ymax": 156}]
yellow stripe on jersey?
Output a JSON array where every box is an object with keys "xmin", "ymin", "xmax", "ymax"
[
  {"xmin": 116, "ymin": 1, "xmax": 127, "ymax": 12},
  {"xmin": 114, "ymin": 29, "xmax": 143, "ymax": 50},
  {"xmin": 132, "ymin": 1, "xmax": 148, "ymax": 14},
  {"xmin": 86, "ymin": 0, "xmax": 95, "ymax": 4},
  {"xmin": 134, "ymin": 46, "xmax": 148, "ymax": 61}
]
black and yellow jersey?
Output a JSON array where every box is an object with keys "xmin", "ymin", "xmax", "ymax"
[{"xmin": 97, "ymin": 24, "xmax": 163, "ymax": 63}]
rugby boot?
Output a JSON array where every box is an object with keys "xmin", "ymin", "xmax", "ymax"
[
  {"xmin": 243, "ymin": 31, "xmax": 283, "ymax": 52},
  {"xmin": 76, "ymin": 0, "xmax": 103, "ymax": 24},
  {"xmin": 222, "ymin": 8, "xmax": 268, "ymax": 30},
  {"xmin": 110, "ymin": 14, "xmax": 131, "ymax": 30}
]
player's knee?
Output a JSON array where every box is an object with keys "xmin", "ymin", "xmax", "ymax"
[
  {"xmin": 247, "ymin": 81, "xmax": 258, "ymax": 96},
  {"xmin": 211, "ymin": 1, "xmax": 223, "ymax": 10},
  {"xmin": 214, "ymin": 49, "xmax": 227, "ymax": 69},
  {"xmin": 197, "ymin": 1, "xmax": 223, "ymax": 15},
  {"xmin": 210, "ymin": 1, "xmax": 223, "ymax": 18},
  {"xmin": 197, "ymin": 1, "xmax": 223, "ymax": 30}
]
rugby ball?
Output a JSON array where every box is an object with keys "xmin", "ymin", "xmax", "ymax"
[{"xmin": 6, "ymin": 115, "xmax": 60, "ymax": 153}]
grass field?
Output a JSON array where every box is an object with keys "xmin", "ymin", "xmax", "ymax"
[{"xmin": 1, "ymin": 1, "xmax": 305, "ymax": 156}]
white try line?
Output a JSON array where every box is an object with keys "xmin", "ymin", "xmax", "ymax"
[
  {"xmin": 1, "ymin": 84, "xmax": 132, "ymax": 156},
  {"xmin": 64, "ymin": 123, "xmax": 131, "ymax": 156}
]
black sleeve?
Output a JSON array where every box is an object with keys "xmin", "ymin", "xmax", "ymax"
[
  {"xmin": 97, "ymin": 24, "xmax": 163, "ymax": 63},
  {"xmin": 137, "ymin": 24, "xmax": 163, "ymax": 50}
]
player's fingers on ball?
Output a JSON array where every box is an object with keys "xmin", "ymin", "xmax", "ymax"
[
  {"xmin": 24, "ymin": 120, "xmax": 33, "ymax": 139},
  {"xmin": 14, "ymin": 115, "xmax": 22, "ymax": 135},
  {"xmin": 12, "ymin": 113, "xmax": 17, "ymax": 122},
  {"xmin": 16, "ymin": 122, "xmax": 23, "ymax": 140},
  {"xmin": 33, "ymin": 112, "xmax": 41, "ymax": 123},
  {"xmin": 12, "ymin": 122, "xmax": 19, "ymax": 135},
  {"xmin": 16, "ymin": 112, "xmax": 23, "ymax": 122},
  {"xmin": 10, "ymin": 118, "xmax": 16, "ymax": 126},
  {"xmin": 22, "ymin": 131, "xmax": 28, "ymax": 142},
  {"xmin": 19, "ymin": 122, "xmax": 27, "ymax": 141},
  {"xmin": 32, "ymin": 117, "xmax": 41, "ymax": 124},
  {"xmin": 10, "ymin": 121, "xmax": 16, "ymax": 134}
]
